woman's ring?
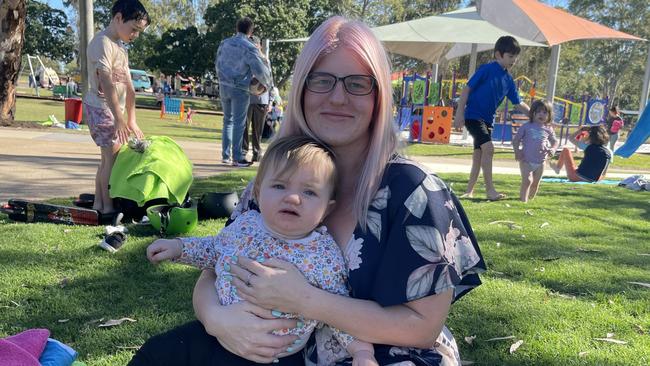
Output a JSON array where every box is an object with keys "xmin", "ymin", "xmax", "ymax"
[{"xmin": 245, "ymin": 272, "xmax": 253, "ymax": 286}]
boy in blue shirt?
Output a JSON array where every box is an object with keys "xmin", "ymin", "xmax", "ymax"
[{"xmin": 453, "ymin": 36, "xmax": 529, "ymax": 201}]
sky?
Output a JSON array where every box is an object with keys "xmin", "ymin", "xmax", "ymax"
[{"xmin": 47, "ymin": 0, "xmax": 65, "ymax": 11}]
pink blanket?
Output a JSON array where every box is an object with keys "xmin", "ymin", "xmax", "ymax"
[{"xmin": 0, "ymin": 328, "xmax": 50, "ymax": 366}]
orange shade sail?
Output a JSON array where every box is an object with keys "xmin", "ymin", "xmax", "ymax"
[
  {"xmin": 513, "ymin": 0, "xmax": 644, "ymax": 45},
  {"xmin": 480, "ymin": 0, "xmax": 645, "ymax": 46}
]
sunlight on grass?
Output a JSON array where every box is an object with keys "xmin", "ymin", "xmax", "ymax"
[
  {"xmin": 1, "ymin": 172, "xmax": 648, "ymax": 365},
  {"xmin": 13, "ymin": 97, "xmax": 224, "ymax": 142},
  {"xmin": 406, "ymin": 142, "xmax": 650, "ymax": 171}
]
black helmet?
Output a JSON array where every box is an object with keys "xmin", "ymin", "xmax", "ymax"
[{"xmin": 198, "ymin": 192, "xmax": 239, "ymax": 219}]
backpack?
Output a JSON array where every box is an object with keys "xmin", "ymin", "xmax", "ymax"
[{"xmin": 610, "ymin": 118, "xmax": 623, "ymax": 133}]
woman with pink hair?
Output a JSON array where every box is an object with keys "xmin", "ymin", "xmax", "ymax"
[{"xmin": 130, "ymin": 16, "xmax": 485, "ymax": 366}]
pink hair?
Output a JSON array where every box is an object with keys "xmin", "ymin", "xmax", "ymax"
[{"xmin": 277, "ymin": 16, "xmax": 398, "ymax": 230}]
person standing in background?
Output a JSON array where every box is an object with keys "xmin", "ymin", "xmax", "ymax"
[{"xmin": 215, "ymin": 17, "xmax": 272, "ymax": 167}]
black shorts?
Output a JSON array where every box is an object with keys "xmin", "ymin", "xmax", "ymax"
[{"xmin": 465, "ymin": 119, "xmax": 493, "ymax": 149}]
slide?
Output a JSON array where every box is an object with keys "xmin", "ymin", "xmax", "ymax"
[{"xmin": 615, "ymin": 101, "xmax": 650, "ymax": 158}]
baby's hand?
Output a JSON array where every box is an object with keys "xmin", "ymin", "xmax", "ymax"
[
  {"xmin": 147, "ymin": 239, "xmax": 183, "ymax": 263},
  {"xmin": 352, "ymin": 350, "xmax": 378, "ymax": 366}
]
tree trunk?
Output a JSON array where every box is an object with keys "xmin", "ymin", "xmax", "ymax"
[{"xmin": 0, "ymin": 0, "xmax": 27, "ymax": 126}]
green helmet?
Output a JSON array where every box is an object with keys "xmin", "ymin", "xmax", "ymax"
[{"xmin": 147, "ymin": 199, "xmax": 198, "ymax": 236}]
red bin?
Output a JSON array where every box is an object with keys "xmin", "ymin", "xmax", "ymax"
[{"xmin": 64, "ymin": 99, "xmax": 83, "ymax": 124}]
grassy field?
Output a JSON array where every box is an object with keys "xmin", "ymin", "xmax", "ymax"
[
  {"xmin": 15, "ymin": 87, "xmax": 220, "ymax": 112},
  {"xmin": 405, "ymin": 142, "xmax": 650, "ymax": 172},
  {"xmin": 12, "ymin": 97, "xmax": 650, "ymax": 171},
  {"xmin": 13, "ymin": 97, "xmax": 223, "ymax": 143},
  {"xmin": 1, "ymin": 171, "xmax": 648, "ymax": 365}
]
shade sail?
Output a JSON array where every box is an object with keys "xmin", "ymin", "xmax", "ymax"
[
  {"xmin": 275, "ymin": 7, "xmax": 545, "ymax": 63},
  {"xmin": 374, "ymin": 7, "xmax": 544, "ymax": 63},
  {"xmin": 480, "ymin": 0, "xmax": 645, "ymax": 46},
  {"xmin": 446, "ymin": 0, "xmax": 645, "ymax": 59}
]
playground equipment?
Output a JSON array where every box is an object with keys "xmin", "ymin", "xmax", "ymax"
[
  {"xmin": 395, "ymin": 71, "xmax": 465, "ymax": 144},
  {"xmin": 160, "ymin": 97, "xmax": 185, "ymax": 121},
  {"xmin": 615, "ymin": 101, "xmax": 650, "ymax": 158},
  {"xmin": 490, "ymin": 75, "xmax": 609, "ymax": 145},
  {"xmin": 19, "ymin": 54, "xmax": 59, "ymax": 97},
  {"xmin": 421, "ymin": 106, "xmax": 453, "ymax": 144}
]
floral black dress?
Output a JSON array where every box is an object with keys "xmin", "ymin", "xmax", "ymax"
[{"xmin": 233, "ymin": 156, "xmax": 486, "ymax": 366}]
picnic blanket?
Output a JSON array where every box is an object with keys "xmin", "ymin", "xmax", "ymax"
[
  {"xmin": 541, "ymin": 177, "xmax": 620, "ymax": 185},
  {"xmin": 0, "ymin": 329, "xmax": 49, "ymax": 366},
  {"xmin": 109, "ymin": 136, "xmax": 193, "ymax": 206}
]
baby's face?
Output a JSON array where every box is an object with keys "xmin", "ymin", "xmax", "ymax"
[{"xmin": 258, "ymin": 164, "xmax": 334, "ymax": 239}]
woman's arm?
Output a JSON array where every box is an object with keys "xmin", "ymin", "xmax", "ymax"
[
  {"xmin": 192, "ymin": 270, "xmax": 298, "ymax": 363},
  {"xmin": 232, "ymin": 258, "xmax": 453, "ymax": 349},
  {"xmin": 303, "ymin": 285, "xmax": 453, "ymax": 348}
]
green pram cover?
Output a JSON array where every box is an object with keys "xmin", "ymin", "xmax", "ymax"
[{"xmin": 109, "ymin": 136, "xmax": 193, "ymax": 206}]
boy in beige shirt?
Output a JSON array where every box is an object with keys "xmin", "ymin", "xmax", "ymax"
[{"xmin": 84, "ymin": 0, "xmax": 150, "ymax": 214}]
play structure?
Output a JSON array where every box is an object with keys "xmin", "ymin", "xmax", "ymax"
[
  {"xmin": 615, "ymin": 101, "xmax": 650, "ymax": 158},
  {"xmin": 486, "ymin": 75, "xmax": 610, "ymax": 145},
  {"xmin": 160, "ymin": 97, "xmax": 185, "ymax": 121},
  {"xmin": 395, "ymin": 72, "xmax": 462, "ymax": 144},
  {"xmin": 395, "ymin": 71, "xmax": 619, "ymax": 147},
  {"xmin": 18, "ymin": 54, "xmax": 60, "ymax": 97}
]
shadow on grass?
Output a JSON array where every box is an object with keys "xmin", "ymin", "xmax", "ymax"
[{"xmin": 0, "ymin": 242, "xmax": 201, "ymax": 358}]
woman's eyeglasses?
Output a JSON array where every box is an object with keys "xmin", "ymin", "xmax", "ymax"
[{"xmin": 305, "ymin": 72, "xmax": 376, "ymax": 96}]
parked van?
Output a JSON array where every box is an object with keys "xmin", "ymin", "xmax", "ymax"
[{"xmin": 130, "ymin": 69, "xmax": 151, "ymax": 92}]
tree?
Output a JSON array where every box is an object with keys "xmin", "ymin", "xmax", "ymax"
[
  {"xmin": 128, "ymin": 32, "xmax": 159, "ymax": 70},
  {"xmin": 204, "ymin": 0, "xmax": 340, "ymax": 88},
  {"xmin": 24, "ymin": 0, "xmax": 75, "ymax": 63},
  {"xmin": 566, "ymin": 0, "xmax": 650, "ymax": 109},
  {"xmin": 1, "ymin": 0, "xmax": 27, "ymax": 126},
  {"xmin": 347, "ymin": 0, "xmax": 463, "ymax": 75},
  {"xmin": 145, "ymin": 27, "xmax": 212, "ymax": 77},
  {"xmin": 63, "ymin": 0, "xmax": 112, "ymax": 29}
]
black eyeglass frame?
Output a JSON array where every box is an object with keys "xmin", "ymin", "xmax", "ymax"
[{"xmin": 305, "ymin": 72, "xmax": 377, "ymax": 96}]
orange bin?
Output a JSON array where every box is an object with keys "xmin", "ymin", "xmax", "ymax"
[{"xmin": 64, "ymin": 99, "xmax": 83, "ymax": 123}]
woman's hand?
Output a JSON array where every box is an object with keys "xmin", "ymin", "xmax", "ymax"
[
  {"xmin": 207, "ymin": 301, "xmax": 300, "ymax": 363},
  {"xmin": 193, "ymin": 270, "xmax": 298, "ymax": 363},
  {"xmin": 230, "ymin": 257, "xmax": 312, "ymax": 314}
]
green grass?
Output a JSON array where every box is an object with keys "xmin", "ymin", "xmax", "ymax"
[
  {"xmin": 406, "ymin": 143, "xmax": 650, "ymax": 172},
  {"xmin": 11, "ymin": 97, "xmax": 650, "ymax": 171},
  {"xmin": 1, "ymin": 172, "xmax": 648, "ymax": 365},
  {"xmin": 13, "ymin": 97, "xmax": 224, "ymax": 143},
  {"xmin": 16, "ymin": 86, "xmax": 219, "ymax": 111}
]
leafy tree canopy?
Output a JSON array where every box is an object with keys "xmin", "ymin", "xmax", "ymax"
[
  {"xmin": 144, "ymin": 26, "xmax": 213, "ymax": 77},
  {"xmin": 24, "ymin": 0, "xmax": 75, "ymax": 63},
  {"xmin": 203, "ymin": 0, "xmax": 350, "ymax": 88}
]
